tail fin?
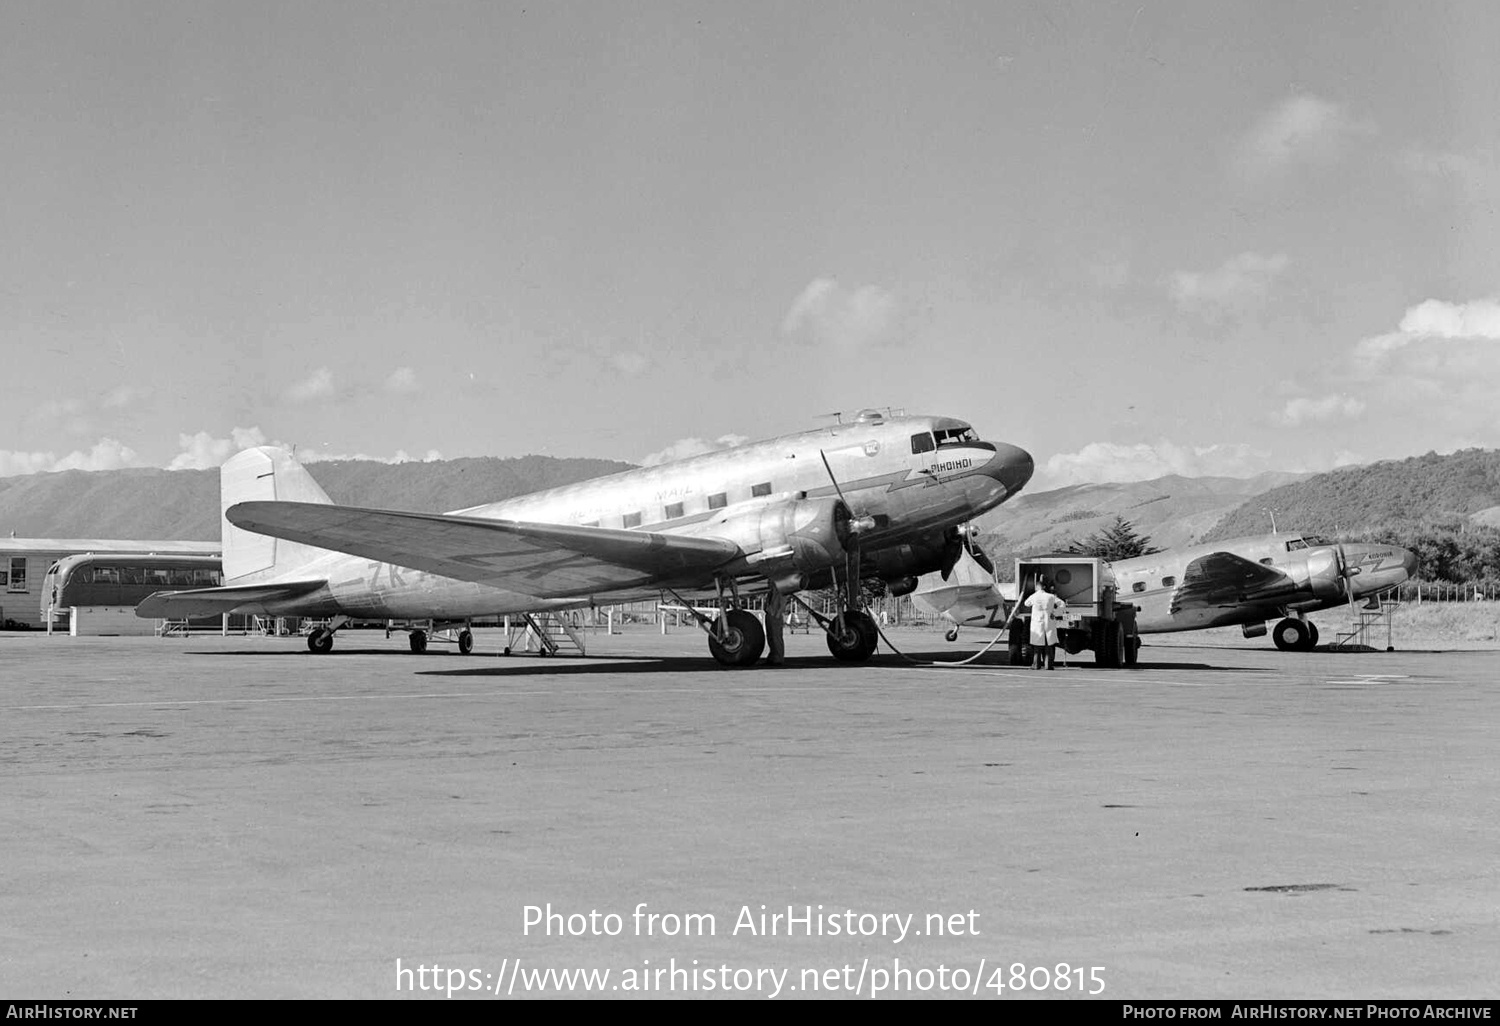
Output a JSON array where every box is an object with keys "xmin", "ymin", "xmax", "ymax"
[{"xmin": 221, "ymin": 446, "xmax": 334, "ymax": 582}]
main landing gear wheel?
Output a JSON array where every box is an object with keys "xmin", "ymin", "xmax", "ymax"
[
  {"xmin": 409, "ymin": 630, "xmax": 428, "ymax": 654},
  {"xmin": 1272, "ymin": 618, "xmax": 1311, "ymax": 651},
  {"xmin": 307, "ymin": 628, "xmax": 334, "ymax": 654},
  {"xmin": 708, "ymin": 609, "xmax": 765, "ymax": 668},
  {"xmin": 826, "ymin": 610, "xmax": 879, "ymax": 662},
  {"xmin": 458, "ymin": 629, "xmax": 474, "ymax": 655}
]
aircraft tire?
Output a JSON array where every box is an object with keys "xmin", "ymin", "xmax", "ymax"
[
  {"xmin": 409, "ymin": 630, "xmax": 428, "ymax": 654},
  {"xmin": 458, "ymin": 630, "xmax": 474, "ymax": 655},
  {"xmin": 826, "ymin": 610, "xmax": 879, "ymax": 662},
  {"xmin": 945, "ymin": 627, "xmax": 960, "ymax": 643},
  {"xmin": 708, "ymin": 610, "xmax": 765, "ymax": 668},
  {"xmin": 1272, "ymin": 618, "xmax": 1309, "ymax": 651},
  {"xmin": 1306, "ymin": 623, "xmax": 1320, "ymax": 648},
  {"xmin": 307, "ymin": 629, "xmax": 334, "ymax": 655}
]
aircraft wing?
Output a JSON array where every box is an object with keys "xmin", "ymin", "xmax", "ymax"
[
  {"xmin": 1170, "ymin": 551, "xmax": 1293, "ymax": 612},
  {"xmin": 135, "ymin": 579, "xmax": 329, "ymax": 618},
  {"xmin": 227, "ymin": 501, "xmax": 742, "ymax": 596}
]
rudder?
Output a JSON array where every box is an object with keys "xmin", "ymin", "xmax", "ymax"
[{"xmin": 221, "ymin": 447, "xmax": 334, "ymax": 582}]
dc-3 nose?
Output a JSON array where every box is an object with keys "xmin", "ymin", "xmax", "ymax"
[{"xmin": 988, "ymin": 443, "xmax": 1035, "ymax": 496}]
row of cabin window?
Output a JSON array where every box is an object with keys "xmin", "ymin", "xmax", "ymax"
[
  {"xmin": 1131, "ymin": 576, "xmax": 1176, "ymax": 592},
  {"xmin": 582, "ymin": 482, "xmax": 775, "ymax": 529}
]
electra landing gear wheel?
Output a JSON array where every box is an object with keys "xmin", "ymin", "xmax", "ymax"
[
  {"xmin": 708, "ymin": 609, "xmax": 766, "ymax": 668},
  {"xmin": 1272, "ymin": 618, "xmax": 1311, "ymax": 651},
  {"xmin": 457, "ymin": 629, "xmax": 474, "ymax": 655},
  {"xmin": 409, "ymin": 630, "xmax": 428, "ymax": 654},
  {"xmin": 306, "ymin": 628, "xmax": 334, "ymax": 654},
  {"xmin": 826, "ymin": 610, "xmax": 879, "ymax": 662}
]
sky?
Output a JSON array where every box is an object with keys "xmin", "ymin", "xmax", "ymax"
[{"xmin": 3, "ymin": 1, "xmax": 1497, "ymax": 490}]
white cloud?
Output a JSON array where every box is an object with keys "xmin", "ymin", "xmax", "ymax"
[
  {"xmin": 167, "ymin": 427, "xmax": 270, "ymax": 470},
  {"xmin": 1235, "ymin": 94, "xmax": 1373, "ymax": 177},
  {"xmin": 1169, "ymin": 252, "xmax": 1288, "ymax": 315},
  {"xmin": 1280, "ymin": 394, "xmax": 1366, "ymax": 425},
  {"xmin": 609, "ymin": 350, "xmax": 650, "ymax": 377},
  {"xmin": 284, "ymin": 367, "xmax": 336, "ymax": 403},
  {"xmin": 1397, "ymin": 298, "xmax": 1500, "ymax": 340},
  {"xmin": 1036, "ymin": 440, "xmax": 1271, "ymax": 490},
  {"xmin": 0, "ymin": 438, "xmax": 147, "ymax": 478},
  {"xmin": 781, "ymin": 278, "xmax": 900, "ymax": 349},
  {"xmin": 639, "ymin": 434, "xmax": 751, "ymax": 468},
  {"xmin": 101, "ymin": 385, "xmax": 148, "ymax": 408},
  {"xmin": 383, "ymin": 367, "xmax": 419, "ymax": 395}
]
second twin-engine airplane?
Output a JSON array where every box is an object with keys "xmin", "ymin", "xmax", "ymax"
[
  {"xmin": 915, "ymin": 532, "xmax": 1417, "ymax": 652},
  {"xmin": 137, "ymin": 410, "xmax": 1034, "ymax": 666}
]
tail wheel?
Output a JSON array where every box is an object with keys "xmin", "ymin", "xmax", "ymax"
[
  {"xmin": 708, "ymin": 610, "xmax": 766, "ymax": 668},
  {"xmin": 458, "ymin": 629, "xmax": 474, "ymax": 655},
  {"xmin": 945, "ymin": 627, "xmax": 960, "ymax": 642},
  {"xmin": 409, "ymin": 630, "xmax": 428, "ymax": 654},
  {"xmin": 307, "ymin": 628, "xmax": 334, "ymax": 654},
  {"xmin": 826, "ymin": 610, "xmax": 879, "ymax": 662},
  {"xmin": 1272, "ymin": 618, "xmax": 1309, "ymax": 651}
]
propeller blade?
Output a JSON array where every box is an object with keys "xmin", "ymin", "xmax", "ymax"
[{"xmin": 819, "ymin": 449, "xmax": 875, "ymax": 535}]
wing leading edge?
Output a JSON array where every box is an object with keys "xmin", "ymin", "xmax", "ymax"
[
  {"xmin": 226, "ymin": 500, "xmax": 742, "ymax": 597},
  {"xmin": 1170, "ymin": 551, "xmax": 1294, "ymax": 613}
]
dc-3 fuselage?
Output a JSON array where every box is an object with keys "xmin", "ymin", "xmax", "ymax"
[{"xmin": 140, "ymin": 411, "xmax": 1033, "ymax": 663}]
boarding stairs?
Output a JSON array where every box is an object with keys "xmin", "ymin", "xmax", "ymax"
[
  {"xmin": 1329, "ymin": 593, "xmax": 1398, "ymax": 651},
  {"xmin": 503, "ymin": 612, "xmax": 587, "ymax": 657}
]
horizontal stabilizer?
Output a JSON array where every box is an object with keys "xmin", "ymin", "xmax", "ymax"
[
  {"xmin": 226, "ymin": 501, "xmax": 741, "ymax": 596},
  {"xmin": 135, "ymin": 579, "xmax": 328, "ymax": 618}
]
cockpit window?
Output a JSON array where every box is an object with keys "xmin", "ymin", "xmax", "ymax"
[
  {"xmin": 910, "ymin": 432, "xmax": 935, "ymax": 454},
  {"xmin": 930, "ymin": 426, "xmax": 978, "ymax": 447},
  {"xmin": 1285, "ymin": 538, "xmax": 1308, "ymax": 552},
  {"xmin": 1301, "ymin": 535, "xmax": 1332, "ymax": 546},
  {"xmin": 935, "ymin": 427, "xmax": 980, "ymax": 447}
]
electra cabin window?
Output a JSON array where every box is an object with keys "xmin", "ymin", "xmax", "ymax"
[
  {"xmin": 622, "ymin": 512, "xmax": 642, "ymax": 529},
  {"xmin": 664, "ymin": 502, "xmax": 684, "ymax": 520},
  {"xmin": 708, "ymin": 492, "xmax": 728, "ymax": 510},
  {"xmin": 1132, "ymin": 581, "xmax": 1146, "ymax": 593},
  {"xmin": 751, "ymin": 482, "xmax": 772, "ymax": 498}
]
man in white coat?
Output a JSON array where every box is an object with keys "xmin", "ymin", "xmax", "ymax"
[{"xmin": 1023, "ymin": 577, "xmax": 1067, "ymax": 670}]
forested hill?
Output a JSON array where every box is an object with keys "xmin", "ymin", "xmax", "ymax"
[
  {"xmin": 0, "ymin": 455, "xmax": 635, "ymax": 541},
  {"xmin": 1204, "ymin": 449, "xmax": 1500, "ymax": 541}
]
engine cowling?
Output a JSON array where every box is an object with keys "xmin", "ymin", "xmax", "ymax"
[
  {"xmin": 1285, "ymin": 549, "xmax": 1345, "ymax": 600},
  {"xmin": 704, "ymin": 496, "xmax": 851, "ymax": 579}
]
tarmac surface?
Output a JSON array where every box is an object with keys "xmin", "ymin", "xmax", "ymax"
[{"xmin": 1, "ymin": 625, "xmax": 1496, "ymax": 999}]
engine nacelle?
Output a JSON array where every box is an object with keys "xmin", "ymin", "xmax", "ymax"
[
  {"xmin": 705, "ymin": 495, "xmax": 851, "ymax": 577},
  {"xmin": 1284, "ymin": 549, "xmax": 1345, "ymax": 600},
  {"xmin": 860, "ymin": 538, "xmax": 955, "ymax": 582}
]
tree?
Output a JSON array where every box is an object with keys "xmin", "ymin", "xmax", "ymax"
[{"xmin": 1064, "ymin": 515, "xmax": 1161, "ymax": 561}]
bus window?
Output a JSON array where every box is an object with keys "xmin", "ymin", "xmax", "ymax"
[
  {"xmin": 118, "ymin": 567, "xmax": 143, "ymax": 585},
  {"xmin": 192, "ymin": 569, "xmax": 221, "ymax": 586},
  {"xmin": 146, "ymin": 567, "xmax": 171, "ymax": 586},
  {"xmin": 94, "ymin": 567, "xmax": 119, "ymax": 585},
  {"xmin": 170, "ymin": 568, "xmax": 196, "ymax": 586}
]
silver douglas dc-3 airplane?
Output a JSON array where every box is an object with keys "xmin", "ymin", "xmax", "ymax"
[
  {"xmin": 914, "ymin": 531, "xmax": 1417, "ymax": 652},
  {"xmin": 137, "ymin": 410, "xmax": 1034, "ymax": 665}
]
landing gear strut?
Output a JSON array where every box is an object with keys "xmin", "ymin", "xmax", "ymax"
[
  {"xmin": 305, "ymin": 616, "xmax": 350, "ymax": 654},
  {"xmin": 670, "ymin": 577, "xmax": 768, "ymax": 669}
]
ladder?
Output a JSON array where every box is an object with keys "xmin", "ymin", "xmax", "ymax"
[
  {"xmin": 503, "ymin": 612, "xmax": 587, "ymax": 656},
  {"xmin": 1330, "ymin": 595, "xmax": 1398, "ymax": 651}
]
